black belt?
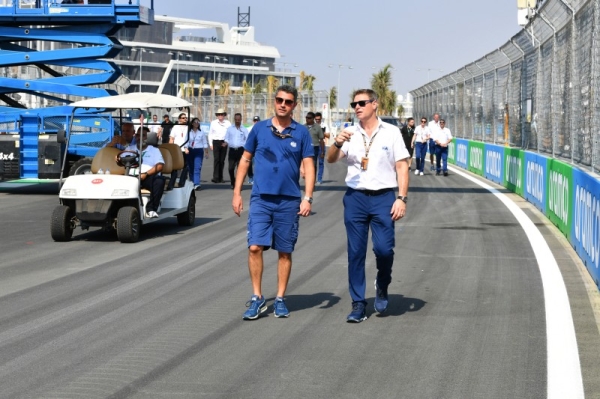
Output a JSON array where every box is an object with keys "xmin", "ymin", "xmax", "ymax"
[{"xmin": 352, "ymin": 187, "xmax": 394, "ymax": 196}]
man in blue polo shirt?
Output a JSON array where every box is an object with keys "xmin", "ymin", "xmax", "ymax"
[{"xmin": 232, "ymin": 85, "xmax": 315, "ymax": 320}]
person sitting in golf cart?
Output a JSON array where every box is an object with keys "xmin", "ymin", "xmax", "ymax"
[
  {"xmin": 105, "ymin": 121, "xmax": 136, "ymax": 150},
  {"xmin": 126, "ymin": 127, "xmax": 165, "ymax": 218}
]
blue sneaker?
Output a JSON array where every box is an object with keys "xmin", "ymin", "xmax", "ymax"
[
  {"xmin": 273, "ymin": 297, "xmax": 290, "ymax": 318},
  {"xmin": 243, "ymin": 295, "xmax": 267, "ymax": 320},
  {"xmin": 248, "ymin": 177, "xmax": 254, "ymax": 184},
  {"xmin": 374, "ymin": 280, "xmax": 389, "ymax": 313},
  {"xmin": 346, "ymin": 302, "xmax": 367, "ymax": 323}
]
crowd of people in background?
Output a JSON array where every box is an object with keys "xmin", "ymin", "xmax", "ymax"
[{"xmin": 111, "ymin": 106, "xmax": 452, "ymax": 190}]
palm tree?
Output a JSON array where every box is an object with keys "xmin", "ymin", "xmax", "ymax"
[
  {"xmin": 241, "ymin": 80, "xmax": 251, "ymax": 120},
  {"xmin": 303, "ymin": 74, "xmax": 316, "ymax": 110},
  {"xmin": 218, "ymin": 79, "xmax": 231, "ymax": 112},
  {"xmin": 266, "ymin": 75, "xmax": 279, "ymax": 116},
  {"xmin": 209, "ymin": 79, "xmax": 216, "ymax": 116},
  {"xmin": 186, "ymin": 79, "xmax": 195, "ymax": 99},
  {"xmin": 329, "ymin": 85, "xmax": 337, "ymax": 110},
  {"xmin": 370, "ymin": 64, "xmax": 396, "ymax": 115}
]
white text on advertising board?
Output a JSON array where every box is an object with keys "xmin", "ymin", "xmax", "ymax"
[
  {"xmin": 485, "ymin": 149, "xmax": 502, "ymax": 179},
  {"xmin": 470, "ymin": 147, "xmax": 482, "ymax": 170},
  {"xmin": 574, "ymin": 185, "xmax": 600, "ymax": 269},
  {"xmin": 505, "ymin": 155, "xmax": 522, "ymax": 188},
  {"xmin": 548, "ymin": 170, "xmax": 569, "ymax": 225},
  {"xmin": 526, "ymin": 161, "xmax": 544, "ymax": 203},
  {"xmin": 457, "ymin": 144, "xmax": 467, "ymax": 165}
]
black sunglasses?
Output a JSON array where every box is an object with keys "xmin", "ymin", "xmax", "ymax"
[
  {"xmin": 275, "ymin": 97, "xmax": 295, "ymax": 106},
  {"xmin": 421, "ymin": 120, "xmax": 427, "ymax": 123},
  {"xmin": 350, "ymin": 99, "xmax": 374, "ymax": 108},
  {"xmin": 271, "ymin": 125, "xmax": 293, "ymax": 139}
]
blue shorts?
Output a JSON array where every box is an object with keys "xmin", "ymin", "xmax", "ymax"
[
  {"xmin": 428, "ymin": 139, "xmax": 436, "ymax": 154},
  {"xmin": 248, "ymin": 194, "xmax": 301, "ymax": 253}
]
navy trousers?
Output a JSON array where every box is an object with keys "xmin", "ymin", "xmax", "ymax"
[
  {"xmin": 343, "ymin": 188, "xmax": 396, "ymax": 305},
  {"xmin": 435, "ymin": 145, "xmax": 449, "ymax": 173}
]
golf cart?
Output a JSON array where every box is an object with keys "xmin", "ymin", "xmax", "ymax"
[{"xmin": 50, "ymin": 93, "xmax": 195, "ymax": 243}]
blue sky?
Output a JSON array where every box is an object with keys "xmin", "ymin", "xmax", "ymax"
[{"xmin": 153, "ymin": 1, "xmax": 521, "ymax": 104}]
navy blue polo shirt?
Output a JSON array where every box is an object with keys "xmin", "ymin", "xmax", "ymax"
[{"xmin": 245, "ymin": 118, "xmax": 313, "ymax": 198}]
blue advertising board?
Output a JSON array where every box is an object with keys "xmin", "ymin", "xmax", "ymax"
[
  {"xmin": 484, "ymin": 144, "xmax": 504, "ymax": 184},
  {"xmin": 454, "ymin": 138, "xmax": 468, "ymax": 169},
  {"xmin": 523, "ymin": 152, "xmax": 547, "ymax": 213},
  {"xmin": 571, "ymin": 168, "xmax": 600, "ymax": 288}
]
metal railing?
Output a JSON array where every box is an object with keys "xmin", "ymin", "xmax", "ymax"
[{"xmin": 411, "ymin": 0, "xmax": 600, "ymax": 171}]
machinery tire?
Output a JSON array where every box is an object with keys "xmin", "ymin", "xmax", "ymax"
[
  {"xmin": 69, "ymin": 157, "xmax": 93, "ymax": 176},
  {"xmin": 177, "ymin": 193, "xmax": 195, "ymax": 226},
  {"xmin": 116, "ymin": 206, "xmax": 140, "ymax": 243},
  {"xmin": 50, "ymin": 205, "xmax": 74, "ymax": 241}
]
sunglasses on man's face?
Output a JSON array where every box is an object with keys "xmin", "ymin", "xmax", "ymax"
[
  {"xmin": 350, "ymin": 99, "xmax": 374, "ymax": 108},
  {"xmin": 421, "ymin": 120, "xmax": 427, "ymax": 123},
  {"xmin": 275, "ymin": 97, "xmax": 295, "ymax": 106},
  {"xmin": 216, "ymin": 113, "xmax": 225, "ymax": 116},
  {"xmin": 271, "ymin": 125, "xmax": 293, "ymax": 139}
]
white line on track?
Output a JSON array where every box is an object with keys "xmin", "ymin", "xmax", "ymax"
[{"xmin": 447, "ymin": 165, "xmax": 584, "ymax": 399}]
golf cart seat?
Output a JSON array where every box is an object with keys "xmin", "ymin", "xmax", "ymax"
[
  {"xmin": 160, "ymin": 143, "xmax": 185, "ymax": 171},
  {"xmin": 91, "ymin": 147, "xmax": 125, "ymax": 175}
]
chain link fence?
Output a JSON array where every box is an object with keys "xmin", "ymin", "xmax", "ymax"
[
  {"xmin": 411, "ymin": 0, "xmax": 600, "ymax": 172},
  {"xmin": 169, "ymin": 90, "xmax": 331, "ymax": 126}
]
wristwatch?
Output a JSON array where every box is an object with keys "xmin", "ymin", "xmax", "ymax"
[
  {"xmin": 397, "ymin": 195, "xmax": 408, "ymax": 203},
  {"xmin": 303, "ymin": 196, "xmax": 313, "ymax": 204}
]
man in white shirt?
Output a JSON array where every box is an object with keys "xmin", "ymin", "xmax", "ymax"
[
  {"xmin": 326, "ymin": 88, "xmax": 410, "ymax": 323},
  {"xmin": 209, "ymin": 108, "xmax": 231, "ymax": 183},
  {"xmin": 167, "ymin": 113, "xmax": 189, "ymax": 190},
  {"xmin": 428, "ymin": 113, "xmax": 441, "ymax": 171},
  {"xmin": 224, "ymin": 113, "xmax": 249, "ymax": 189},
  {"xmin": 433, "ymin": 119, "xmax": 453, "ymax": 176},
  {"xmin": 411, "ymin": 117, "xmax": 431, "ymax": 176}
]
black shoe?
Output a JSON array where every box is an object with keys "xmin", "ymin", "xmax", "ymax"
[
  {"xmin": 211, "ymin": 179, "xmax": 217, "ymax": 183},
  {"xmin": 443, "ymin": 172, "xmax": 448, "ymax": 176},
  {"xmin": 436, "ymin": 172, "xmax": 441, "ymax": 176}
]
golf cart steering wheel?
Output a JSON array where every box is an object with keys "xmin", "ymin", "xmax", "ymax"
[{"xmin": 116, "ymin": 150, "xmax": 140, "ymax": 168}]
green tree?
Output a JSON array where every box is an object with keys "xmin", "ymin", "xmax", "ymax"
[
  {"xmin": 370, "ymin": 64, "xmax": 397, "ymax": 115},
  {"xmin": 329, "ymin": 85, "xmax": 337, "ymax": 110},
  {"xmin": 303, "ymin": 74, "xmax": 316, "ymax": 110}
]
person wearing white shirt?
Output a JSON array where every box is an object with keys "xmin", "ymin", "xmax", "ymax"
[
  {"xmin": 184, "ymin": 117, "xmax": 209, "ymax": 190},
  {"xmin": 326, "ymin": 88, "xmax": 409, "ymax": 323},
  {"xmin": 209, "ymin": 108, "xmax": 232, "ymax": 183},
  {"xmin": 411, "ymin": 117, "xmax": 431, "ymax": 176},
  {"xmin": 224, "ymin": 113, "xmax": 249, "ymax": 189},
  {"xmin": 428, "ymin": 113, "xmax": 441, "ymax": 171},
  {"xmin": 167, "ymin": 113, "xmax": 190, "ymax": 190},
  {"xmin": 433, "ymin": 119, "xmax": 453, "ymax": 176},
  {"xmin": 126, "ymin": 127, "xmax": 165, "ymax": 218}
]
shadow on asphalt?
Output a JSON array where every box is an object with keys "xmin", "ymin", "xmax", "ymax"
[
  {"xmin": 0, "ymin": 182, "xmax": 59, "ymax": 195},
  {"xmin": 263, "ymin": 292, "xmax": 342, "ymax": 315},
  {"xmin": 371, "ymin": 294, "xmax": 427, "ymax": 318}
]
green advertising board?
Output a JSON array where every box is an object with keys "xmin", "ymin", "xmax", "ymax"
[
  {"xmin": 467, "ymin": 141, "xmax": 484, "ymax": 176},
  {"xmin": 503, "ymin": 147, "xmax": 525, "ymax": 196},
  {"xmin": 546, "ymin": 159, "xmax": 573, "ymax": 239},
  {"xmin": 447, "ymin": 141, "xmax": 456, "ymax": 164}
]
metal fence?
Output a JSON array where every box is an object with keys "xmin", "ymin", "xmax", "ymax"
[
  {"xmin": 171, "ymin": 90, "xmax": 331, "ymax": 126},
  {"xmin": 411, "ymin": 0, "xmax": 600, "ymax": 171}
]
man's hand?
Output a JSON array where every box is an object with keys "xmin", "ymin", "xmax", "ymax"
[
  {"xmin": 390, "ymin": 199, "xmax": 406, "ymax": 221},
  {"xmin": 232, "ymin": 193, "xmax": 243, "ymax": 216},
  {"xmin": 298, "ymin": 200, "xmax": 311, "ymax": 217}
]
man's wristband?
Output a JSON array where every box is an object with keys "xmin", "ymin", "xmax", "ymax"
[{"xmin": 334, "ymin": 141, "xmax": 343, "ymax": 149}]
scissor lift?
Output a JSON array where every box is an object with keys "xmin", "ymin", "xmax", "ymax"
[{"xmin": 0, "ymin": 0, "xmax": 153, "ymax": 179}]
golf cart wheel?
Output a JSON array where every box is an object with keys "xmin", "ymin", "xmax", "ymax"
[
  {"xmin": 117, "ymin": 206, "xmax": 140, "ymax": 243},
  {"xmin": 50, "ymin": 205, "xmax": 74, "ymax": 241},
  {"xmin": 69, "ymin": 158, "xmax": 93, "ymax": 176},
  {"xmin": 177, "ymin": 193, "xmax": 196, "ymax": 226}
]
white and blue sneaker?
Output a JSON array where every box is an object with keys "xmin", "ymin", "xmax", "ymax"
[
  {"xmin": 243, "ymin": 295, "xmax": 267, "ymax": 320},
  {"xmin": 273, "ymin": 297, "xmax": 290, "ymax": 318}
]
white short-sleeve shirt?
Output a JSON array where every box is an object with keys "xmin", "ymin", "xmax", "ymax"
[
  {"xmin": 339, "ymin": 118, "xmax": 409, "ymax": 190},
  {"xmin": 414, "ymin": 125, "xmax": 431, "ymax": 143}
]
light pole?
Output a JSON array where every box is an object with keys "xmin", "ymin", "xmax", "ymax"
[
  {"xmin": 417, "ymin": 68, "xmax": 443, "ymax": 81},
  {"xmin": 131, "ymin": 47, "xmax": 153, "ymax": 92},
  {"xmin": 169, "ymin": 51, "xmax": 190, "ymax": 97},
  {"xmin": 329, "ymin": 64, "xmax": 352, "ymax": 121},
  {"xmin": 205, "ymin": 55, "xmax": 228, "ymax": 84}
]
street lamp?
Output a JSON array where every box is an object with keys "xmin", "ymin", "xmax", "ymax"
[
  {"xmin": 328, "ymin": 64, "xmax": 353, "ymax": 120},
  {"xmin": 131, "ymin": 47, "xmax": 154, "ymax": 92},
  {"xmin": 416, "ymin": 68, "xmax": 443, "ymax": 81},
  {"xmin": 243, "ymin": 58, "xmax": 266, "ymax": 90},
  {"xmin": 169, "ymin": 51, "xmax": 191, "ymax": 97},
  {"xmin": 273, "ymin": 61, "xmax": 297, "ymax": 85},
  {"xmin": 204, "ymin": 55, "xmax": 228, "ymax": 83}
]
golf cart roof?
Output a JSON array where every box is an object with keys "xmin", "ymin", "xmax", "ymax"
[{"xmin": 70, "ymin": 93, "xmax": 192, "ymax": 110}]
